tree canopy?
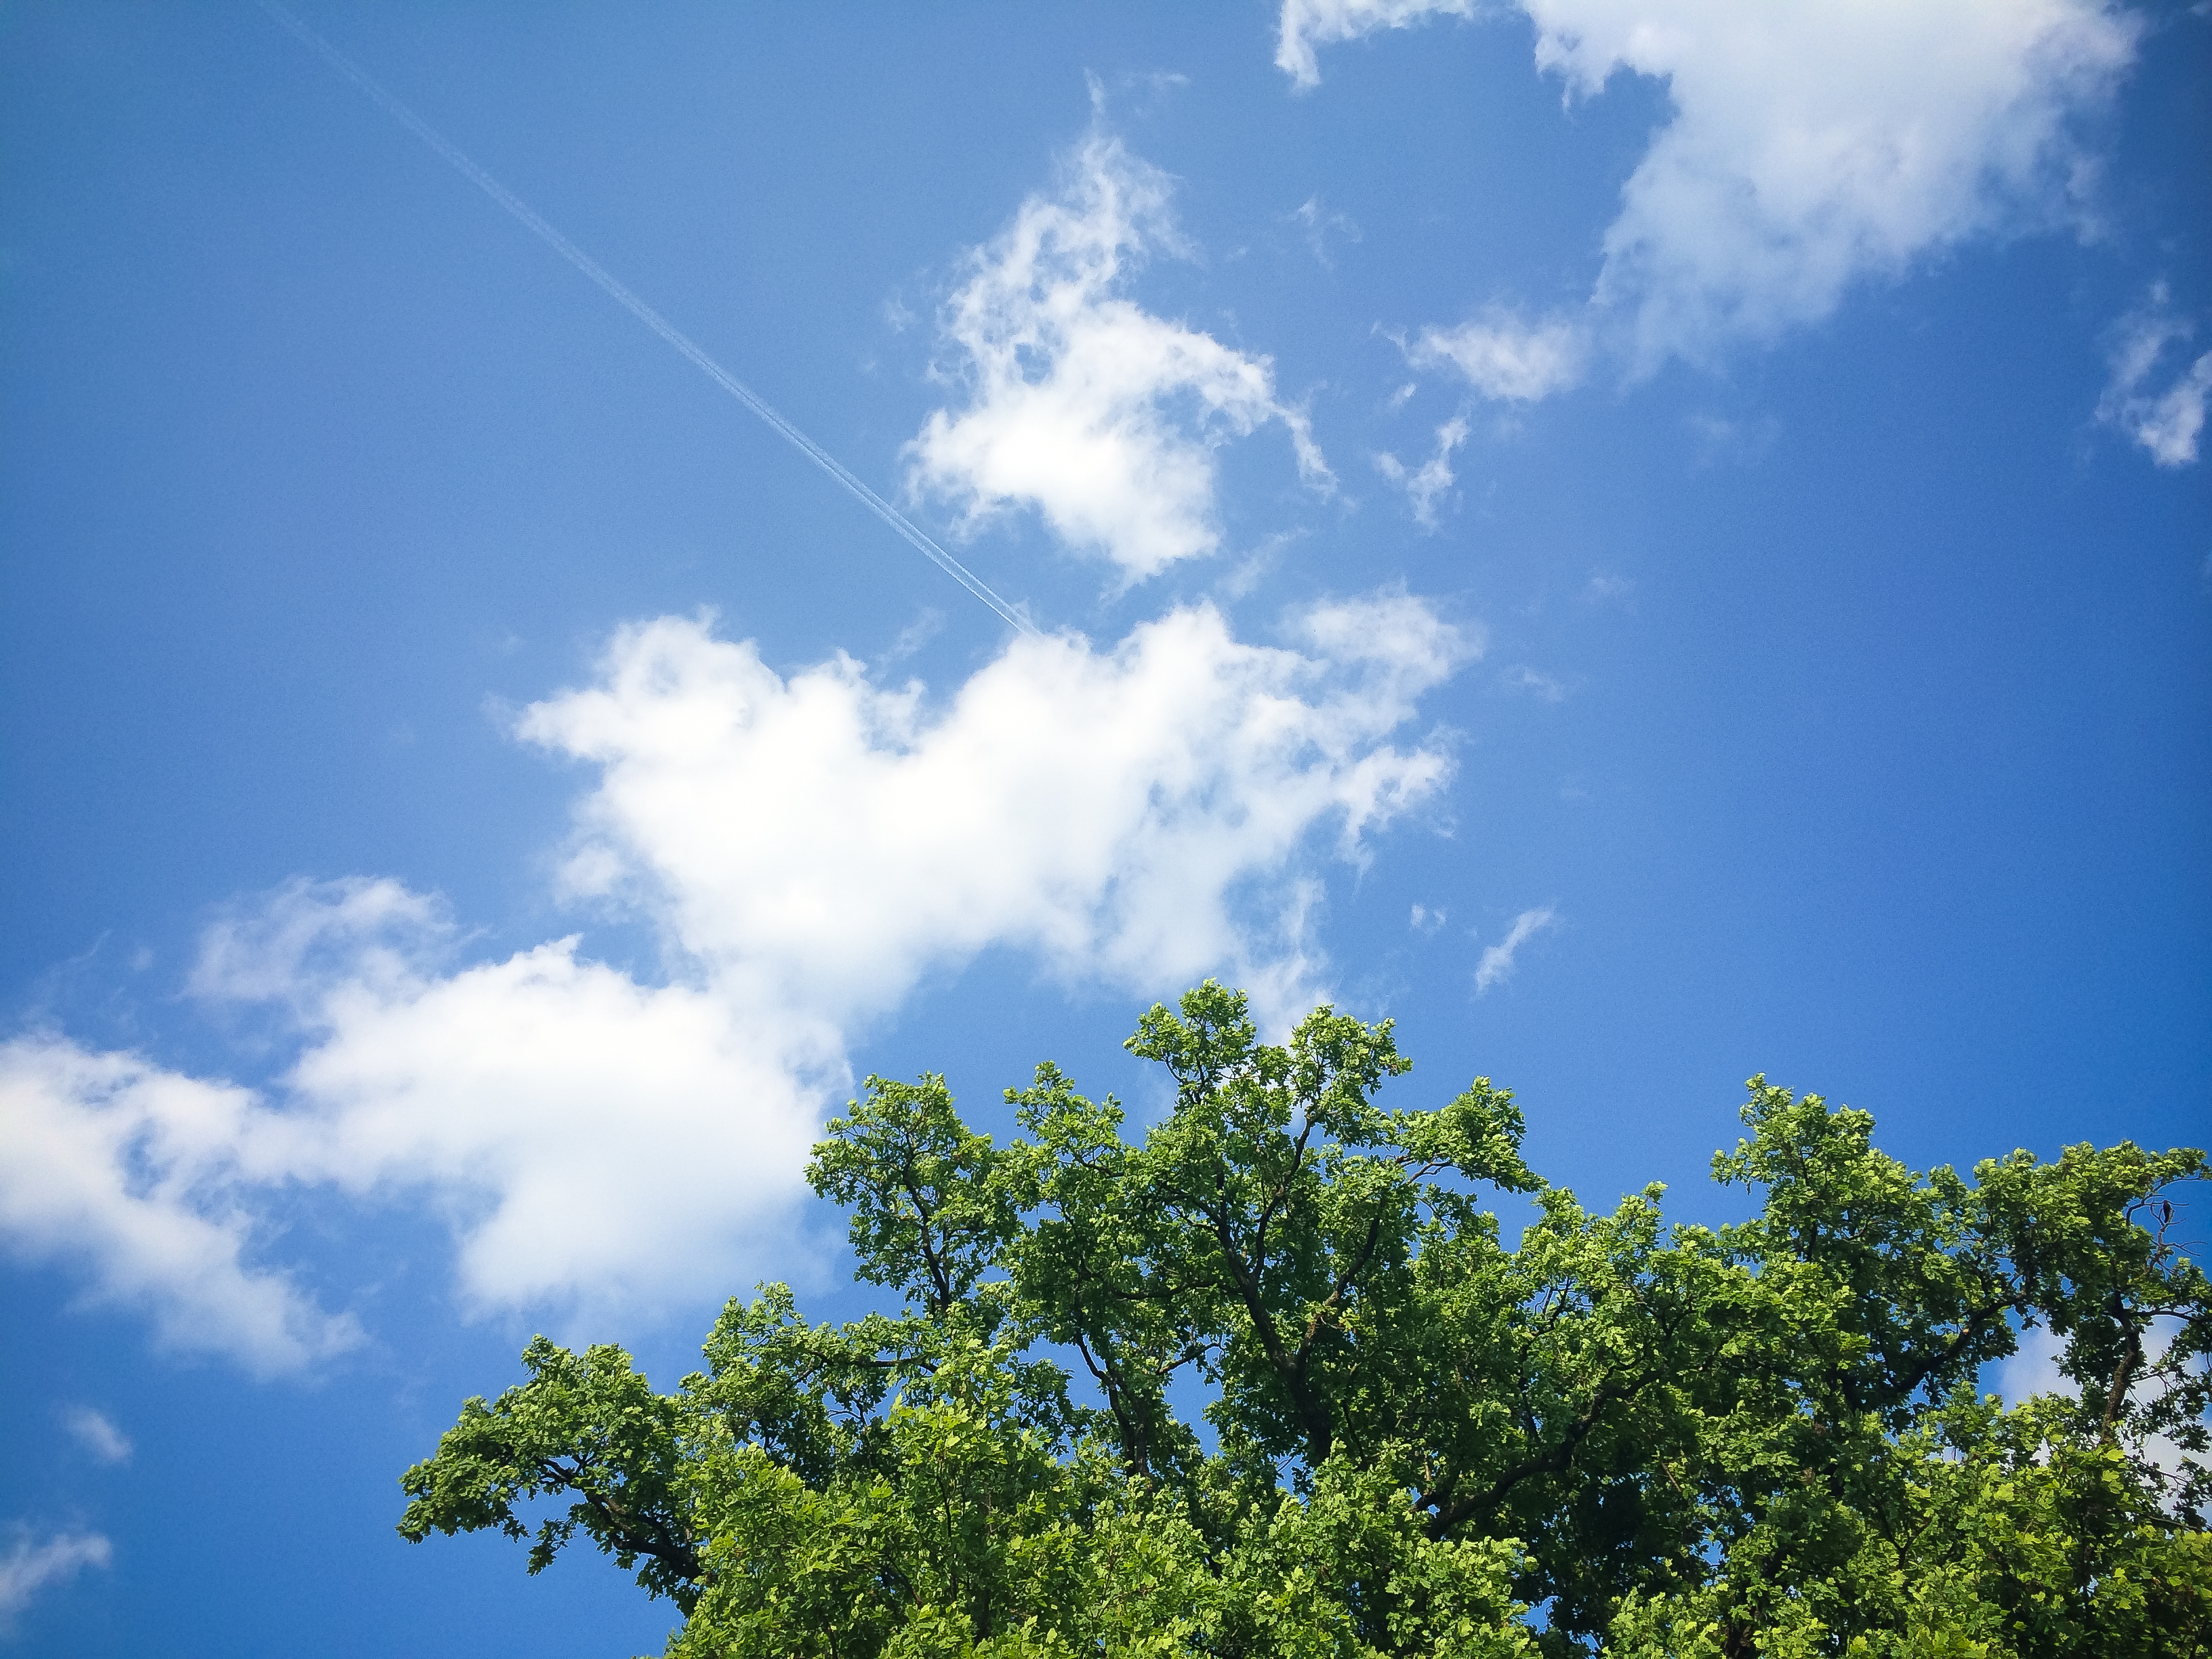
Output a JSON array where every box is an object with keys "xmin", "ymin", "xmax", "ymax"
[{"xmin": 399, "ymin": 983, "xmax": 2212, "ymax": 1656}]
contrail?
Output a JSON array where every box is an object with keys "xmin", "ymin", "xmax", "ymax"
[{"xmin": 256, "ymin": 0, "xmax": 1036, "ymax": 636}]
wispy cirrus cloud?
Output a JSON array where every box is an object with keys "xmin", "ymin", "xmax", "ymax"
[
  {"xmin": 61, "ymin": 1406, "xmax": 131, "ymax": 1466},
  {"xmin": 1290, "ymin": 194, "xmax": 1362, "ymax": 267},
  {"xmin": 907, "ymin": 130, "xmax": 1330, "ymax": 581},
  {"xmin": 0, "ymin": 1528, "xmax": 112, "ymax": 1627},
  {"xmin": 1, "ymin": 595, "xmax": 1475, "ymax": 1359},
  {"xmin": 1475, "ymin": 905, "xmax": 1557, "ymax": 994},
  {"xmin": 1375, "ymin": 412, "xmax": 1471, "ymax": 527},
  {"xmin": 1277, "ymin": 0, "xmax": 1477, "ymax": 90},
  {"xmin": 2097, "ymin": 285, "xmax": 2211, "ymax": 467},
  {"xmin": 1582, "ymin": 572, "xmax": 1634, "ymax": 605},
  {"xmin": 1501, "ymin": 665, "xmax": 1570, "ymax": 703}
]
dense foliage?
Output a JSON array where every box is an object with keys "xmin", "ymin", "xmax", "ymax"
[{"xmin": 400, "ymin": 983, "xmax": 2212, "ymax": 1656}]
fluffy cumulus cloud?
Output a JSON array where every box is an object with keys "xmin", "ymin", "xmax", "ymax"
[
  {"xmin": 1288, "ymin": 0, "xmax": 2137, "ymax": 379},
  {"xmin": 522, "ymin": 599, "xmax": 1469, "ymax": 1023},
  {"xmin": 0, "ymin": 599, "xmax": 1473, "ymax": 1362},
  {"xmin": 907, "ymin": 132, "xmax": 1330, "ymax": 581},
  {"xmin": 2097, "ymin": 285, "xmax": 2212, "ymax": 467},
  {"xmin": 1, "ymin": 884, "xmax": 834, "ymax": 1335},
  {"xmin": 0, "ymin": 1036, "xmax": 359, "ymax": 1375},
  {"xmin": 190, "ymin": 884, "xmax": 836, "ymax": 1316},
  {"xmin": 1540, "ymin": 0, "xmax": 2137, "ymax": 369}
]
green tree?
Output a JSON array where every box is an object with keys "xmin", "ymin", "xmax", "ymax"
[{"xmin": 399, "ymin": 983, "xmax": 2211, "ymax": 1657}]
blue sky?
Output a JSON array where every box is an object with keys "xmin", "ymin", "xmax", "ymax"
[{"xmin": 2, "ymin": 1, "xmax": 2207, "ymax": 1650}]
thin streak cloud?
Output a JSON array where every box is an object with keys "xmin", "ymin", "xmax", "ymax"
[
  {"xmin": 0, "ymin": 1529, "xmax": 111, "ymax": 1626},
  {"xmin": 1475, "ymin": 906, "xmax": 1557, "ymax": 994},
  {"xmin": 255, "ymin": 0, "xmax": 1035, "ymax": 634},
  {"xmin": 61, "ymin": 1406, "xmax": 131, "ymax": 1466}
]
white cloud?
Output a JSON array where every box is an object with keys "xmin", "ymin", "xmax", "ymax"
[
  {"xmin": 1277, "ymin": 0, "xmax": 1477, "ymax": 90},
  {"xmin": 1502, "ymin": 665, "xmax": 1569, "ymax": 702},
  {"xmin": 884, "ymin": 606, "xmax": 945, "ymax": 663},
  {"xmin": 10, "ymin": 897, "xmax": 832, "ymax": 1335},
  {"xmin": 0, "ymin": 1036, "xmax": 360, "ymax": 1376},
  {"xmin": 1288, "ymin": 1, "xmax": 2138, "ymax": 377},
  {"xmin": 1582, "ymin": 571, "xmax": 1634, "ymax": 603},
  {"xmin": 1474, "ymin": 905, "xmax": 1557, "ymax": 994},
  {"xmin": 1998, "ymin": 1319, "xmax": 2205, "ymax": 1492},
  {"xmin": 61, "ymin": 1406, "xmax": 130, "ymax": 1466},
  {"xmin": 5, "ymin": 597, "xmax": 1473, "ymax": 1354},
  {"xmin": 1684, "ymin": 411, "xmax": 1781, "ymax": 468},
  {"xmin": 2097, "ymin": 285, "xmax": 2212, "ymax": 467},
  {"xmin": 1292, "ymin": 194, "xmax": 1362, "ymax": 266},
  {"xmin": 189, "ymin": 875, "xmax": 452, "ymax": 1017},
  {"xmin": 1998, "ymin": 1317, "xmax": 2204, "ymax": 1411},
  {"xmin": 520, "ymin": 598, "xmax": 1469, "ymax": 1026},
  {"xmin": 239, "ymin": 926, "xmax": 834, "ymax": 1318},
  {"xmin": 1540, "ymin": 0, "xmax": 2139, "ymax": 370},
  {"xmin": 907, "ymin": 132, "xmax": 1330, "ymax": 581},
  {"xmin": 1997, "ymin": 1319, "xmax": 2070, "ymax": 1404},
  {"xmin": 1410, "ymin": 313, "xmax": 1588, "ymax": 403},
  {"xmin": 1375, "ymin": 413, "xmax": 1471, "ymax": 527},
  {"xmin": 0, "ymin": 1528, "xmax": 110, "ymax": 1625}
]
